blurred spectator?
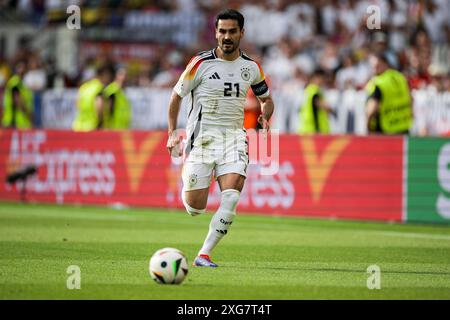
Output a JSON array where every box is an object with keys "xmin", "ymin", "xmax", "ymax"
[
  {"xmin": 0, "ymin": 54, "xmax": 10, "ymax": 123},
  {"xmin": 152, "ymin": 50, "xmax": 184, "ymax": 88},
  {"xmin": 337, "ymin": 0, "xmax": 360, "ymax": 34},
  {"xmin": 371, "ymin": 31, "xmax": 399, "ymax": 69},
  {"xmin": 44, "ymin": 57, "xmax": 59, "ymax": 88},
  {"xmin": 387, "ymin": 0, "xmax": 409, "ymax": 53},
  {"xmin": 336, "ymin": 53, "xmax": 358, "ymax": 90},
  {"xmin": 0, "ymin": 54, "xmax": 11, "ymax": 88},
  {"xmin": 428, "ymin": 63, "xmax": 449, "ymax": 93},
  {"xmin": 23, "ymin": 53, "xmax": 47, "ymax": 91},
  {"xmin": 23, "ymin": 52, "xmax": 46, "ymax": 127},
  {"xmin": 352, "ymin": 45, "xmax": 372, "ymax": 89},
  {"xmin": 292, "ymin": 48, "xmax": 315, "ymax": 76},
  {"xmin": 263, "ymin": 38, "xmax": 297, "ymax": 90},
  {"xmin": 1, "ymin": 0, "xmax": 448, "ymax": 92},
  {"xmin": 2, "ymin": 61, "xmax": 34, "ymax": 129},
  {"xmin": 318, "ymin": 40, "xmax": 340, "ymax": 73},
  {"xmin": 80, "ymin": 56, "xmax": 99, "ymax": 84},
  {"xmin": 365, "ymin": 53, "xmax": 413, "ymax": 134},
  {"xmin": 286, "ymin": 1, "xmax": 315, "ymax": 43},
  {"xmin": 319, "ymin": 0, "xmax": 338, "ymax": 36},
  {"xmin": 72, "ymin": 63, "xmax": 115, "ymax": 131},
  {"xmin": 298, "ymin": 69, "xmax": 336, "ymax": 134},
  {"xmin": 421, "ymin": 0, "xmax": 448, "ymax": 44},
  {"xmin": 0, "ymin": 0, "xmax": 448, "ymax": 134},
  {"xmin": 240, "ymin": 2, "xmax": 288, "ymax": 48},
  {"xmin": 102, "ymin": 67, "xmax": 131, "ymax": 130},
  {"xmin": 137, "ymin": 69, "xmax": 151, "ymax": 87},
  {"xmin": 406, "ymin": 28, "xmax": 432, "ymax": 89}
]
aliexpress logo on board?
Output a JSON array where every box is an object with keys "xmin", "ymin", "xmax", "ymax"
[
  {"xmin": 300, "ymin": 136, "xmax": 350, "ymax": 203},
  {"xmin": 121, "ymin": 131, "xmax": 163, "ymax": 193}
]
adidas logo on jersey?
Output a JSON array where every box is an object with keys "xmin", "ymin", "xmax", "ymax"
[{"xmin": 209, "ymin": 72, "xmax": 221, "ymax": 79}]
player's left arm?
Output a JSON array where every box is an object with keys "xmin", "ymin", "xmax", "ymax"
[
  {"xmin": 256, "ymin": 94, "xmax": 274, "ymax": 131},
  {"xmin": 251, "ymin": 62, "xmax": 274, "ymax": 131}
]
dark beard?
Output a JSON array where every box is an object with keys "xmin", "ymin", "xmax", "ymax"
[{"xmin": 221, "ymin": 42, "xmax": 236, "ymax": 54}]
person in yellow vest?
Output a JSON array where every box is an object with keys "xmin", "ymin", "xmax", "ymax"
[
  {"xmin": 72, "ymin": 63, "xmax": 115, "ymax": 131},
  {"xmin": 299, "ymin": 69, "xmax": 336, "ymax": 134},
  {"xmin": 2, "ymin": 61, "xmax": 33, "ymax": 129},
  {"xmin": 102, "ymin": 67, "xmax": 131, "ymax": 129},
  {"xmin": 365, "ymin": 53, "xmax": 413, "ymax": 134}
]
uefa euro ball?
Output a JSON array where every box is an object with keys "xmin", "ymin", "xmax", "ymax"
[{"xmin": 149, "ymin": 248, "xmax": 189, "ymax": 284}]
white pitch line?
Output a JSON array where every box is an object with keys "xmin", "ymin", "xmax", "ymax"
[{"xmin": 368, "ymin": 231, "xmax": 450, "ymax": 241}]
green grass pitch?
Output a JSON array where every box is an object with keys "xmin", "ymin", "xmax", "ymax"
[{"xmin": 1, "ymin": 201, "xmax": 450, "ymax": 299}]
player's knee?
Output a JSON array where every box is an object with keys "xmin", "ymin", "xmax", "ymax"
[
  {"xmin": 184, "ymin": 204, "xmax": 205, "ymax": 216},
  {"xmin": 182, "ymin": 192, "xmax": 205, "ymax": 216},
  {"xmin": 220, "ymin": 189, "xmax": 240, "ymax": 215}
]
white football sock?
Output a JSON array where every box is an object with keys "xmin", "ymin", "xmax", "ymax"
[{"xmin": 198, "ymin": 189, "xmax": 240, "ymax": 257}]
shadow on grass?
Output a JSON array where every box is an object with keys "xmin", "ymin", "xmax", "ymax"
[{"xmin": 221, "ymin": 265, "xmax": 450, "ymax": 276}]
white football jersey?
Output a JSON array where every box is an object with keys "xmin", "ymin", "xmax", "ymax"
[{"xmin": 174, "ymin": 48, "xmax": 270, "ymax": 152}]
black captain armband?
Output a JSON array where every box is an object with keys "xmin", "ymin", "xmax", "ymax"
[{"xmin": 251, "ymin": 80, "xmax": 269, "ymax": 96}]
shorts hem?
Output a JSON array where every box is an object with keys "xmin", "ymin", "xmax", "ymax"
[
  {"xmin": 215, "ymin": 170, "xmax": 247, "ymax": 180},
  {"xmin": 183, "ymin": 184, "xmax": 211, "ymax": 192}
]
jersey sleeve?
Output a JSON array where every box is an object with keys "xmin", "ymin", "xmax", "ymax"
[
  {"xmin": 173, "ymin": 56, "xmax": 203, "ymax": 98},
  {"xmin": 368, "ymin": 86, "xmax": 382, "ymax": 102},
  {"xmin": 365, "ymin": 78, "xmax": 382, "ymax": 102},
  {"xmin": 251, "ymin": 62, "xmax": 270, "ymax": 98}
]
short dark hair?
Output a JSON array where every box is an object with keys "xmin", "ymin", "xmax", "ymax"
[
  {"xmin": 97, "ymin": 63, "xmax": 116, "ymax": 77},
  {"xmin": 312, "ymin": 68, "xmax": 326, "ymax": 77},
  {"xmin": 215, "ymin": 9, "xmax": 244, "ymax": 30},
  {"xmin": 371, "ymin": 52, "xmax": 390, "ymax": 66}
]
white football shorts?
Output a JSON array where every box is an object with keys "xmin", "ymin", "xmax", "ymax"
[{"xmin": 182, "ymin": 128, "xmax": 249, "ymax": 191}]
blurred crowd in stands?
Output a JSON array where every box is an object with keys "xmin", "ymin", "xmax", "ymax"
[{"xmin": 0, "ymin": 0, "xmax": 449, "ymax": 129}]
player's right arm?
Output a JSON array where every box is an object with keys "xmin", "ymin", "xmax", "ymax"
[
  {"xmin": 167, "ymin": 91, "xmax": 183, "ymax": 156},
  {"xmin": 167, "ymin": 54, "xmax": 203, "ymax": 156}
]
